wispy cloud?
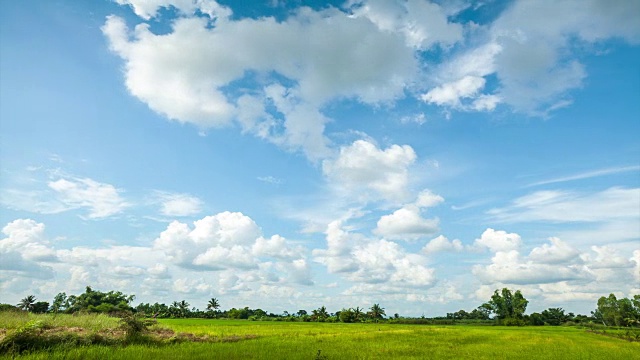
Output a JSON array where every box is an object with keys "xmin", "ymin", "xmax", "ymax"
[
  {"xmin": 257, "ymin": 176, "xmax": 283, "ymax": 185},
  {"xmin": 527, "ymin": 165, "xmax": 640, "ymax": 187},
  {"xmin": 487, "ymin": 187, "xmax": 640, "ymax": 224}
]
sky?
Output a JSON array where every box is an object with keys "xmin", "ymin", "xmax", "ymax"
[{"xmin": 0, "ymin": 0, "xmax": 639, "ymax": 316}]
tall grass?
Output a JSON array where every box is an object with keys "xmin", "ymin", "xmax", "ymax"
[{"xmin": 0, "ymin": 312, "xmax": 119, "ymax": 332}]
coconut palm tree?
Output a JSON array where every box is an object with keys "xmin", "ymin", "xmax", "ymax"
[
  {"xmin": 178, "ymin": 300, "xmax": 190, "ymax": 318},
  {"xmin": 369, "ymin": 303, "xmax": 386, "ymax": 322},
  {"xmin": 353, "ymin": 306, "xmax": 364, "ymax": 322},
  {"xmin": 207, "ymin": 298, "xmax": 220, "ymax": 312},
  {"xmin": 18, "ymin": 295, "xmax": 36, "ymax": 312}
]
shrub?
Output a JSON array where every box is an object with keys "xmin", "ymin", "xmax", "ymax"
[
  {"xmin": 502, "ymin": 318, "xmax": 526, "ymax": 326},
  {"xmin": 119, "ymin": 313, "xmax": 156, "ymax": 338}
]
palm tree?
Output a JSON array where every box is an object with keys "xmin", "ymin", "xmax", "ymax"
[
  {"xmin": 207, "ymin": 298, "xmax": 220, "ymax": 312},
  {"xmin": 178, "ymin": 300, "xmax": 190, "ymax": 318},
  {"xmin": 353, "ymin": 306, "xmax": 364, "ymax": 322},
  {"xmin": 369, "ymin": 303, "xmax": 386, "ymax": 322},
  {"xmin": 18, "ymin": 295, "xmax": 36, "ymax": 312}
]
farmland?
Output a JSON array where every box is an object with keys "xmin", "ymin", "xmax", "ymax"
[{"xmin": 1, "ymin": 313, "xmax": 639, "ymax": 359}]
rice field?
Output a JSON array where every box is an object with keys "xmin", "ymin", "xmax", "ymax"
[{"xmin": 1, "ymin": 314, "xmax": 639, "ymax": 359}]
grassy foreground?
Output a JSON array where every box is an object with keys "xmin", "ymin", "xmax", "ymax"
[{"xmin": 1, "ymin": 314, "xmax": 639, "ymax": 359}]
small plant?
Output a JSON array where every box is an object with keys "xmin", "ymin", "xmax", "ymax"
[
  {"xmin": 119, "ymin": 312, "xmax": 156, "ymax": 338},
  {"xmin": 314, "ymin": 349, "xmax": 329, "ymax": 360}
]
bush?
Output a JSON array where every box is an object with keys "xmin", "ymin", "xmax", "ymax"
[
  {"xmin": 119, "ymin": 313, "xmax": 156, "ymax": 338},
  {"xmin": 502, "ymin": 318, "xmax": 526, "ymax": 326}
]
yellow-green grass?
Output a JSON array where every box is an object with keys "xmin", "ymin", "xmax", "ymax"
[{"xmin": 2, "ymin": 315, "xmax": 639, "ymax": 359}]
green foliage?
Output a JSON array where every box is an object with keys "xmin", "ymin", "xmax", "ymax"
[
  {"xmin": 31, "ymin": 302, "xmax": 49, "ymax": 314},
  {"xmin": 17, "ymin": 295, "xmax": 37, "ymax": 312},
  {"xmin": 0, "ymin": 304, "xmax": 20, "ymax": 312},
  {"xmin": 483, "ymin": 288, "xmax": 528, "ymax": 321},
  {"xmin": 369, "ymin": 303, "xmax": 386, "ymax": 321},
  {"xmin": 540, "ymin": 308, "xmax": 571, "ymax": 326},
  {"xmin": 118, "ymin": 313, "xmax": 156, "ymax": 338},
  {"xmin": 338, "ymin": 308, "xmax": 356, "ymax": 323},
  {"xmin": 593, "ymin": 293, "xmax": 640, "ymax": 327},
  {"xmin": 65, "ymin": 286, "xmax": 135, "ymax": 314}
]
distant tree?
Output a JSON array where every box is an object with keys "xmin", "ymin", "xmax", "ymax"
[
  {"xmin": 0, "ymin": 304, "xmax": 19, "ymax": 312},
  {"xmin": 32, "ymin": 301, "xmax": 50, "ymax": 314},
  {"xmin": 528, "ymin": 312, "xmax": 545, "ymax": 326},
  {"xmin": 177, "ymin": 300, "xmax": 190, "ymax": 318},
  {"xmin": 483, "ymin": 288, "xmax": 528, "ymax": 321},
  {"xmin": 339, "ymin": 308, "xmax": 356, "ymax": 323},
  {"xmin": 297, "ymin": 309, "xmax": 308, "ymax": 317},
  {"xmin": 352, "ymin": 307, "xmax": 364, "ymax": 322},
  {"xmin": 312, "ymin": 306, "xmax": 329, "ymax": 322},
  {"xmin": 369, "ymin": 304, "xmax": 386, "ymax": 322},
  {"xmin": 51, "ymin": 292, "xmax": 67, "ymax": 314},
  {"xmin": 593, "ymin": 294, "xmax": 640, "ymax": 327},
  {"xmin": 207, "ymin": 298, "xmax": 220, "ymax": 312},
  {"xmin": 18, "ymin": 295, "xmax": 36, "ymax": 312},
  {"xmin": 541, "ymin": 308, "xmax": 570, "ymax": 326}
]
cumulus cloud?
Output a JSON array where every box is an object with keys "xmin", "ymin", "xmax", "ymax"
[
  {"xmin": 471, "ymin": 229, "xmax": 638, "ymax": 306},
  {"xmin": 473, "ymin": 228, "xmax": 522, "ymax": 252},
  {"xmin": 375, "ymin": 205, "xmax": 439, "ymax": 240},
  {"xmin": 347, "ymin": 0, "xmax": 463, "ymax": 49},
  {"xmin": 422, "ymin": 235, "xmax": 463, "ymax": 254},
  {"xmin": 152, "ymin": 210, "xmax": 312, "ymax": 294},
  {"xmin": 313, "ymin": 220, "xmax": 435, "ymax": 290},
  {"xmin": 103, "ymin": 3, "xmax": 420, "ymax": 159},
  {"xmin": 0, "ymin": 219, "xmax": 56, "ymax": 279},
  {"xmin": 322, "ymin": 140, "xmax": 417, "ymax": 203},
  {"xmin": 472, "ymin": 249, "xmax": 592, "ymax": 285},
  {"xmin": 528, "ymin": 237, "xmax": 581, "ymax": 264},
  {"xmin": 423, "ymin": 0, "xmax": 640, "ymax": 115}
]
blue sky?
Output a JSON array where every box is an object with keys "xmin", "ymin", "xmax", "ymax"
[{"xmin": 1, "ymin": 0, "xmax": 638, "ymax": 316}]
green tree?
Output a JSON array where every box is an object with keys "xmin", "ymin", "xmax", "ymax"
[
  {"xmin": 339, "ymin": 308, "xmax": 356, "ymax": 323},
  {"xmin": 207, "ymin": 298, "xmax": 220, "ymax": 312},
  {"xmin": 369, "ymin": 304, "xmax": 386, "ymax": 322},
  {"xmin": 541, "ymin": 308, "xmax": 569, "ymax": 326},
  {"xmin": 17, "ymin": 295, "xmax": 36, "ymax": 312},
  {"xmin": 352, "ymin": 306, "xmax": 364, "ymax": 322},
  {"xmin": 312, "ymin": 306, "xmax": 329, "ymax": 322},
  {"xmin": 483, "ymin": 288, "xmax": 528, "ymax": 321},
  {"xmin": 51, "ymin": 292, "xmax": 67, "ymax": 314},
  {"xmin": 32, "ymin": 301, "xmax": 49, "ymax": 314}
]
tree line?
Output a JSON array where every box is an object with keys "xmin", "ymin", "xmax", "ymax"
[{"xmin": 4, "ymin": 286, "xmax": 639, "ymax": 327}]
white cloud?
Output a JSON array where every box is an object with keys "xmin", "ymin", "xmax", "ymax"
[
  {"xmin": 375, "ymin": 205, "xmax": 439, "ymax": 240},
  {"xmin": 473, "ymin": 228, "xmax": 522, "ymax": 252},
  {"xmin": 472, "ymin": 250, "xmax": 592, "ymax": 285},
  {"xmin": 527, "ymin": 165, "xmax": 640, "ymax": 187},
  {"xmin": 103, "ymin": 4, "xmax": 419, "ymax": 159},
  {"xmin": 322, "ymin": 140, "xmax": 416, "ymax": 203},
  {"xmin": 313, "ymin": 220, "xmax": 435, "ymax": 290},
  {"xmin": 488, "ymin": 187, "xmax": 640, "ymax": 224},
  {"xmin": 114, "ymin": 0, "xmax": 232, "ymax": 21},
  {"xmin": 48, "ymin": 177, "xmax": 129, "ymax": 218},
  {"xmin": 422, "ymin": 0, "xmax": 640, "ymax": 115},
  {"xmin": 632, "ymin": 250, "xmax": 640, "ymax": 282},
  {"xmin": 347, "ymin": 0, "xmax": 463, "ymax": 49},
  {"xmin": 0, "ymin": 219, "xmax": 57, "ymax": 279},
  {"xmin": 422, "ymin": 235, "xmax": 463, "ymax": 255},
  {"xmin": 421, "ymin": 75, "xmax": 487, "ymax": 107},
  {"xmin": 528, "ymin": 237, "xmax": 581, "ymax": 264},
  {"xmin": 415, "ymin": 189, "xmax": 444, "ymax": 208},
  {"xmin": 153, "ymin": 191, "xmax": 203, "ymax": 217}
]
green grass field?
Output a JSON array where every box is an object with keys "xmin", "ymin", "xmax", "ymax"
[{"xmin": 1, "ymin": 314, "xmax": 639, "ymax": 359}]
